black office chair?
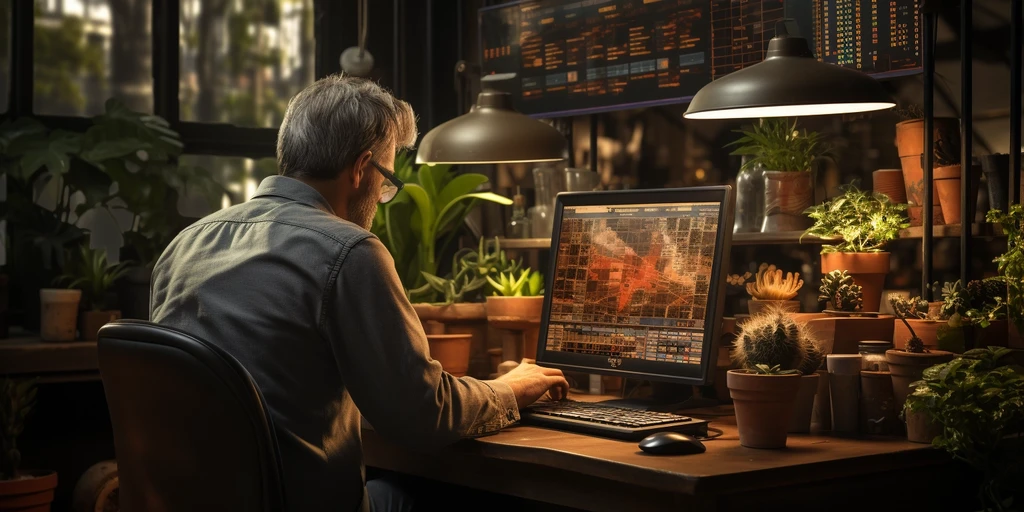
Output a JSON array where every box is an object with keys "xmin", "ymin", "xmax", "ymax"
[{"xmin": 97, "ymin": 320, "xmax": 286, "ymax": 512}]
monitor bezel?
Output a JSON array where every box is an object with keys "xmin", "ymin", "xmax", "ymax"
[{"xmin": 535, "ymin": 186, "xmax": 734, "ymax": 386}]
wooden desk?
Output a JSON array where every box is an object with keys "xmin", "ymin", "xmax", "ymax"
[
  {"xmin": 0, "ymin": 335, "xmax": 100, "ymax": 382},
  {"xmin": 364, "ymin": 407, "xmax": 973, "ymax": 511}
]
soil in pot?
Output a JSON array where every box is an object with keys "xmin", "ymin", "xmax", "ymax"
[
  {"xmin": 892, "ymin": 319, "xmax": 942, "ymax": 351},
  {"xmin": 885, "ymin": 349, "xmax": 954, "ymax": 414},
  {"xmin": 762, "ymin": 171, "xmax": 813, "ymax": 232},
  {"xmin": 872, "ymin": 169, "xmax": 907, "ymax": 204},
  {"xmin": 788, "ymin": 373, "xmax": 819, "ymax": 433},
  {"xmin": 0, "ymin": 470, "xmax": 58, "ymax": 512},
  {"xmin": 426, "ymin": 334, "xmax": 473, "ymax": 377},
  {"xmin": 933, "ymin": 164, "xmax": 982, "ymax": 226},
  {"xmin": 727, "ymin": 370, "xmax": 802, "ymax": 449},
  {"xmin": 39, "ymin": 289, "xmax": 82, "ymax": 342},
  {"xmin": 79, "ymin": 310, "xmax": 122, "ymax": 342},
  {"xmin": 747, "ymin": 299, "xmax": 799, "ymax": 317},
  {"xmin": 820, "ymin": 252, "xmax": 889, "ymax": 313}
]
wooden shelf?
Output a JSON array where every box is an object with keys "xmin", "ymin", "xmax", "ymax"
[
  {"xmin": 0, "ymin": 334, "xmax": 99, "ymax": 379},
  {"xmin": 494, "ymin": 237, "xmax": 553, "ymax": 250},
  {"xmin": 898, "ymin": 223, "xmax": 1004, "ymax": 239},
  {"xmin": 731, "ymin": 231, "xmax": 836, "ymax": 246}
]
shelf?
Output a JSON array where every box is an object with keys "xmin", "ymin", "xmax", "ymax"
[
  {"xmin": 494, "ymin": 238, "xmax": 553, "ymax": 250},
  {"xmin": 731, "ymin": 231, "xmax": 836, "ymax": 246},
  {"xmin": 897, "ymin": 223, "xmax": 1004, "ymax": 239}
]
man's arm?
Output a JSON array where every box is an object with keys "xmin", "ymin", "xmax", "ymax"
[{"xmin": 322, "ymin": 237, "xmax": 565, "ymax": 448}]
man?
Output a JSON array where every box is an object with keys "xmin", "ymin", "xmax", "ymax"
[{"xmin": 150, "ymin": 75, "xmax": 569, "ymax": 512}]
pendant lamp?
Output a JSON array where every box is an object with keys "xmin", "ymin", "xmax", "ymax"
[
  {"xmin": 415, "ymin": 75, "xmax": 567, "ymax": 165},
  {"xmin": 684, "ymin": 23, "xmax": 895, "ymax": 120}
]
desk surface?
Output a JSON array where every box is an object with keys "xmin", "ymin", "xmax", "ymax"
[
  {"xmin": 0, "ymin": 335, "xmax": 100, "ymax": 382},
  {"xmin": 364, "ymin": 402, "xmax": 961, "ymax": 511}
]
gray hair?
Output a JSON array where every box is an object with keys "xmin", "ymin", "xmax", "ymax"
[{"xmin": 277, "ymin": 75, "xmax": 417, "ymax": 180}]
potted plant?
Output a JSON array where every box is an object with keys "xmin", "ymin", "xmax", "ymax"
[
  {"xmin": 0, "ymin": 379, "xmax": 57, "ymax": 512},
  {"xmin": 988, "ymin": 205, "xmax": 1024, "ymax": 347},
  {"xmin": 890, "ymin": 295, "xmax": 946, "ymax": 351},
  {"xmin": 57, "ymin": 245, "xmax": 130, "ymax": 341},
  {"xmin": 38, "ymin": 283, "xmax": 82, "ymax": 343},
  {"xmin": 728, "ymin": 308, "xmax": 821, "ymax": 447},
  {"xmin": 904, "ymin": 347, "xmax": 1024, "ymax": 507},
  {"xmin": 486, "ymin": 268, "xmax": 545, "ymax": 362},
  {"xmin": 885, "ymin": 295, "xmax": 954, "ymax": 420},
  {"xmin": 893, "ymin": 105, "xmax": 958, "ymax": 226},
  {"xmin": 932, "ymin": 140, "xmax": 981, "ymax": 227},
  {"xmin": 804, "ymin": 183, "xmax": 907, "ymax": 313},
  {"xmin": 727, "ymin": 118, "xmax": 828, "ymax": 232},
  {"xmin": 818, "ymin": 270, "xmax": 864, "ymax": 315},
  {"xmin": 745, "ymin": 263, "xmax": 803, "ymax": 316},
  {"xmin": 939, "ymin": 278, "xmax": 1009, "ymax": 351}
]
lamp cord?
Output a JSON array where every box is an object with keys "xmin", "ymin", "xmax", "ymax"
[{"xmin": 358, "ymin": 0, "xmax": 368, "ymax": 57}]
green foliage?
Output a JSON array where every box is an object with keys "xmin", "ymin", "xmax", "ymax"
[
  {"xmin": 1, "ymin": 100, "xmax": 224, "ymax": 271},
  {"xmin": 941, "ymin": 278, "xmax": 1008, "ymax": 329},
  {"xmin": 370, "ymin": 152, "xmax": 512, "ymax": 299},
  {"xmin": 732, "ymin": 308, "xmax": 821, "ymax": 374},
  {"xmin": 904, "ymin": 347, "xmax": 1024, "ymax": 510},
  {"xmin": 803, "ymin": 183, "xmax": 908, "ymax": 253},
  {"xmin": 752, "ymin": 364, "xmax": 800, "ymax": 375},
  {"xmin": 1, "ymin": 379, "xmax": 38, "ymax": 481},
  {"xmin": 726, "ymin": 118, "xmax": 828, "ymax": 173},
  {"xmin": 818, "ymin": 270, "xmax": 863, "ymax": 312},
  {"xmin": 487, "ymin": 269, "xmax": 544, "ymax": 297},
  {"xmin": 56, "ymin": 244, "xmax": 131, "ymax": 311},
  {"xmin": 988, "ymin": 206, "xmax": 1024, "ymax": 336},
  {"xmin": 32, "ymin": 5, "xmax": 105, "ymax": 114},
  {"xmin": 411, "ymin": 237, "xmax": 522, "ymax": 305}
]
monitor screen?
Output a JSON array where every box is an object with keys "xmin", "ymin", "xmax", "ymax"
[
  {"xmin": 479, "ymin": 0, "xmax": 921, "ymax": 118},
  {"xmin": 536, "ymin": 187, "xmax": 734, "ymax": 385}
]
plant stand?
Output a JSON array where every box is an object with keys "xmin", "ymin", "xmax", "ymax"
[{"xmin": 485, "ymin": 296, "xmax": 544, "ymax": 363}]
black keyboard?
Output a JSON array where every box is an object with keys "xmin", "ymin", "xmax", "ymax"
[{"xmin": 521, "ymin": 400, "xmax": 709, "ymax": 441}]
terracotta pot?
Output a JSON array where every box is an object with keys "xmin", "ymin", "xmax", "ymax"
[
  {"xmin": 906, "ymin": 205, "xmax": 945, "ymax": 227},
  {"xmin": 486, "ymin": 296, "xmax": 544, "ymax": 362},
  {"xmin": 762, "ymin": 171, "xmax": 813, "ymax": 232},
  {"xmin": 933, "ymin": 164, "xmax": 982, "ymax": 226},
  {"xmin": 78, "ymin": 310, "xmax": 122, "ymax": 342},
  {"xmin": 788, "ymin": 373, "xmax": 819, "ymax": 433},
  {"xmin": 414, "ymin": 303, "xmax": 491, "ymax": 378},
  {"xmin": 0, "ymin": 470, "xmax": 58, "ymax": 512},
  {"xmin": 426, "ymin": 334, "xmax": 473, "ymax": 377},
  {"xmin": 885, "ymin": 349, "xmax": 954, "ymax": 414},
  {"xmin": 39, "ymin": 289, "xmax": 82, "ymax": 342},
  {"xmin": 727, "ymin": 370, "xmax": 802, "ymax": 449},
  {"xmin": 894, "ymin": 118, "xmax": 960, "ymax": 226},
  {"xmin": 860, "ymin": 370, "xmax": 898, "ymax": 435},
  {"xmin": 872, "ymin": 169, "xmax": 907, "ymax": 204},
  {"xmin": 747, "ymin": 299, "xmax": 799, "ymax": 317},
  {"xmin": 905, "ymin": 408, "xmax": 940, "ymax": 444},
  {"xmin": 820, "ymin": 252, "xmax": 890, "ymax": 313},
  {"xmin": 892, "ymin": 319, "xmax": 942, "ymax": 351}
]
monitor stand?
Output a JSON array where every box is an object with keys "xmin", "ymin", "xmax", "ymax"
[{"xmin": 597, "ymin": 381, "xmax": 723, "ymax": 413}]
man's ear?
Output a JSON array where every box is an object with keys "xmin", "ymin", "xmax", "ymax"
[{"xmin": 351, "ymin": 150, "xmax": 373, "ymax": 188}]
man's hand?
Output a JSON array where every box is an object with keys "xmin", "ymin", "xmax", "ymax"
[{"xmin": 495, "ymin": 360, "xmax": 570, "ymax": 409}]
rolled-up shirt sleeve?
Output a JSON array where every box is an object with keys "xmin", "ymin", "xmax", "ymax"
[{"xmin": 321, "ymin": 236, "xmax": 520, "ymax": 448}]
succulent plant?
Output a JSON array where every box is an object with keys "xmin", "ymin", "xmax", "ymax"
[
  {"xmin": 746, "ymin": 263, "xmax": 803, "ymax": 301},
  {"xmin": 818, "ymin": 270, "xmax": 863, "ymax": 312},
  {"xmin": 732, "ymin": 308, "xmax": 821, "ymax": 374},
  {"xmin": 487, "ymin": 268, "xmax": 544, "ymax": 297},
  {"xmin": 752, "ymin": 364, "xmax": 800, "ymax": 375},
  {"xmin": 889, "ymin": 295, "xmax": 929, "ymax": 353}
]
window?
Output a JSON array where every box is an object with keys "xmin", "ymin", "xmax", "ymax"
[
  {"xmin": 179, "ymin": 155, "xmax": 279, "ymax": 212},
  {"xmin": 179, "ymin": 0, "xmax": 315, "ymax": 128},
  {"xmin": 32, "ymin": 0, "xmax": 153, "ymax": 116}
]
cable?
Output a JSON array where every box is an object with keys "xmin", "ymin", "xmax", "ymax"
[
  {"xmin": 358, "ymin": 0, "xmax": 368, "ymax": 57},
  {"xmin": 696, "ymin": 427, "xmax": 725, "ymax": 441}
]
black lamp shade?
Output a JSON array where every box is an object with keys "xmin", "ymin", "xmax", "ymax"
[
  {"xmin": 684, "ymin": 35, "xmax": 895, "ymax": 119},
  {"xmin": 415, "ymin": 90, "xmax": 566, "ymax": 165}
]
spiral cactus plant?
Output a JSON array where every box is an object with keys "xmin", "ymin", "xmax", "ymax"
[{"xmin": 732, "ymin": 308, "xmax": 822, "ymax": 374}]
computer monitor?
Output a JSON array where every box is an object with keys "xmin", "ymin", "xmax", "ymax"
[{"xmin": 535, "ymin": 187, "xmax": 734, "ymax": 388}]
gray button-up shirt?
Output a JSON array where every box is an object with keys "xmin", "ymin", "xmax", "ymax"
[{"xmin": 151, "ymin": 175, "xmax": 520, "ymax": 512}]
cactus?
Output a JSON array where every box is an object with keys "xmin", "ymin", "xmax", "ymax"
[
  {"xmin": 889, "ymin": 295, "xmax": 928, "ymax": 353},
  {"xmin": 746, "ymin": 263, "xmax": 803, "ymax": 301},
  {"xmin": 732, "ymin": 307, "xmax": 821, "ymax": 374},
  {"xmin": 818, "ymin": 270, "xmax": 863, "ymax": 312}
]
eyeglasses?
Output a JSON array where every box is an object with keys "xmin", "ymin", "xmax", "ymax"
[{"xmin": 370, "ymin": 160, "xmax": 404, "ymax": 204}]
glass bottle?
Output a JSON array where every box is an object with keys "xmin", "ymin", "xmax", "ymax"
[
  {"xmin": 528, "ymin": 167, "xmax": 562, "ymax": 238},
  {"xmin": 507, "ymin": 187, "xmax": 531, "ymax": 238},
  {"xmin": 734, "ymin": 158, "xmax": 765, "ymax": 233},
  {"xmin": 858, "ymin": 340, "xmax": 892, "ymax": 371}
]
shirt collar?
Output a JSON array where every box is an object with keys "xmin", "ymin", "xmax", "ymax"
[{"xmin": 251, "ymin": 175, "xmax": 336, "ymax": 215}]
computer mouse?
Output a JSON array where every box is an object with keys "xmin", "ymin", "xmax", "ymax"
[{"xmin": 638, "ymin": 431, "xmax": 706, "ymax": 455}]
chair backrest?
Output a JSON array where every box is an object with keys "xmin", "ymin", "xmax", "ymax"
[{"xmin": 97, "ymin": 320, "xmax": 286, "ymax": 512}]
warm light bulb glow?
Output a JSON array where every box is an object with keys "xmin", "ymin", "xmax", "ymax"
[{"xmin": 684, "ymin": 102, "xmax": 896, "ymax": 119}]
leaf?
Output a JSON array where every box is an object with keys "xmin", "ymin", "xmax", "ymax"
[
  {"xmin": 417, "ymin": 164, "xmax": 438, "ymax": 204},
  {"xmin": 80, "ymin": 138, "xmax": 153, "ymax": 163},
  {"xmin": 436, "ymin": 173, "xmax": 489, "ymax": 211}
]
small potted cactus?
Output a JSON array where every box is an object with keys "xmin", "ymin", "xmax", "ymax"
[
  {"xmin": 745, "ymin": 263, "xmax": 803, "ymax": 316},
  {"xmin": 885, "ymin": 295, "xmax": 954, "ymax": 439},
  {"xmin": 818, "ymin": 270, "xmax": 864, "ymax": 316},
  {"xmin": 728, "ymin": 308, "xmax": 823, "ymax": 447}
]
